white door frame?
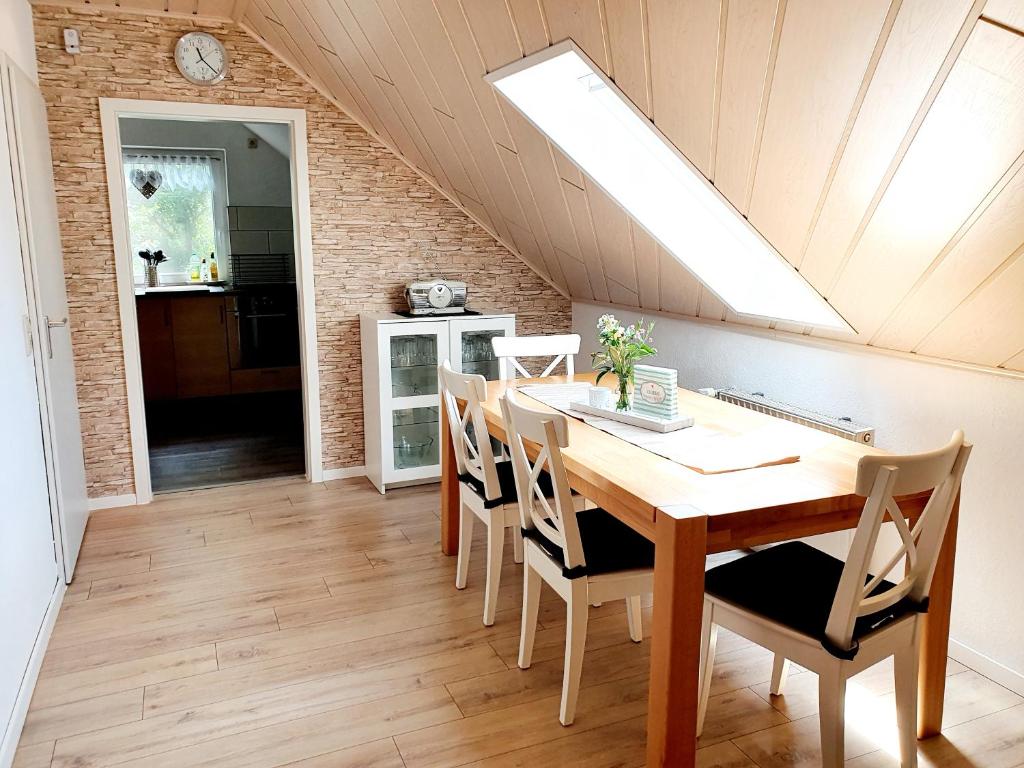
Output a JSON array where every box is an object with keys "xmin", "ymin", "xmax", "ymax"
[{"xmin": 99, "ymin": 98, "xmax": 322, "ymax": 504}]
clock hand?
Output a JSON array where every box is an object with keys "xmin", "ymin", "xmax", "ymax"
[{"xmin": 195, "ymin": 49, "xmax": 219, "ymax": 75}]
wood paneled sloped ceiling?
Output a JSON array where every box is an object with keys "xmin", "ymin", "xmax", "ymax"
[{"xmin": 48, "ymin": 0, "xmax": 1024, "ymax": 373}]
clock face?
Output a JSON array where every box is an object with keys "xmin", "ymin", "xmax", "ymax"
[{"xmin": 174, "ymin": 32, "xmax": 229, "ymax": 86}]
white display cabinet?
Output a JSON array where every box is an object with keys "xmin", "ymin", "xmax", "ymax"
[{"xmin": 360, "ymin": 312, "xmax": 515, "ymax": 493}]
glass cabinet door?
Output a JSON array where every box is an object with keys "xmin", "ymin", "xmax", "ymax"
[
  {"xmin": 450, "ymin": 316, "xmax": 515, "ymax": 379},
  {"xmin": 389, "ymin": 333, "xmax": 439, "ymax": 397},
  {"xmin": 449, "ymin": 317, "xmax": 514, "ymax": 459},
  {"xmin": 459, "ymin": 329, "xmax": 505, "ymax": 380},
  {"xmin": 392, "ymin": 406, "xmax": 439, "ymax": 471},
  {"xmin": 379, "ymin": 320, "xmax": 448, "ymax": 483}
]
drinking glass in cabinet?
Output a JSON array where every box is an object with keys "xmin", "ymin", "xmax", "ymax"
[
  {"xmin": 390, "ymin": 334, "xmax": 439, "ymax": 397},
  {"xmin": 462, "ymin": 331, "xmax": 502, "ymax": 363},
  {"xmin": 393, "ymin": 407, "xmax": 439, "ymax": 469},
  {"xmin": 391, "ymin": 334, "xmax": 437, "ymax": 368}
]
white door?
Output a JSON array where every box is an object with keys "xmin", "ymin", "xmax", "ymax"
[
  {"xmin": 0, "ymin": 61, "xmax": 59, "ymax": 753},
  {"xmin": 380, "ymin": 320, "xmax": 449, "ymax": 485},
  {"xmin": 449, "ymin": 316, "xmax": 515, "ymax": 380},
  {"xmin": 7, "ymin": 61, "xmax": 89, "ymax": 579}
]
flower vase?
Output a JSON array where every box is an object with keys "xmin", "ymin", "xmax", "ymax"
[
  {"xmin": 145, "ymin": 263, "xmax": 159, "ymax": 288},
  {"xmin": 615, "ymin": 368, "xmax": 634, "ymax": 412}
]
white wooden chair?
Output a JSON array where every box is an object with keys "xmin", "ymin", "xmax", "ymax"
[
  {"xmin": 697, "ymin": 431, "xmax": 971, "ymax": 767},
  {"xmin": 439, "ymin": 360, "xmax": 525, "ymax": 626},
  {"xmin": 501, "ymin": 390, "xmax": 654, "ymax": 726},
  {"xmin": 492, "ymin": 333, "xmax": 581, "ymax": 380}
]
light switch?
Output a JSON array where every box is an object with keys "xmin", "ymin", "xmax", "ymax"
[{"xmin": 63, "ymin": 28, "xmax": 81, "ymax": 54}]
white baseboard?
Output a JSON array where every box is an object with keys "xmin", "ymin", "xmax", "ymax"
[
  {"xmin": 322, "ymin": 466, "xmax": 367, "ymax": 482},
  {"xmin": 88, "ymin": 493, "xmax": 138, "ymax": 511},
  {"xmin": 0, "ymin": 580, "xmax": 65, "ymax": 768},
  {"xmin": 949, "ymin": 638, "xmax": 1024, "ymax": 697}
]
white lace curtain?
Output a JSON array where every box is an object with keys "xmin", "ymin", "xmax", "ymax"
[{"xmin": 123, "ymin": 153, "xmax": 217, "ymax": 194}]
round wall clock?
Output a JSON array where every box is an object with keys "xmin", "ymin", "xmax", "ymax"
[{"xmin": 174, "ymin": 32, "xmax": 229, "ymax": 86}]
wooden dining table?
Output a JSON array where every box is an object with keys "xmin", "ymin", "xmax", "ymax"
[{"xmin": 438, "ymin": 374, "xmax": 958, "ymax": 767}]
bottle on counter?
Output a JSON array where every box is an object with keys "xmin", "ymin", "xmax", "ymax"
[
  {"xmin": 189, "ymin": 252, "xmax": 201, "ymax": 282},
  {"xmin": 209, "ymin": 252, "xmax": 219, "ymax": 282},
  {"xmin": 200, "ymin": 257, "xmax": 210, "ymax": 283}
]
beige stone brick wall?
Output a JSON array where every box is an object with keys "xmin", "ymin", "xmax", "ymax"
[{"xmin": 32, "ymin": 5, "xmax": 571, "ymax": 497}]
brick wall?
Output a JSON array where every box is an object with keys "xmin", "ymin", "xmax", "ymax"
[{"xmin": 32, "ymin": 5, "xmax": 571, "ymax": 497}]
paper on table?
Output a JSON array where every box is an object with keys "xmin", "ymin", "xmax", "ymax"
[
  {"xmin": 517, "ymin": 383, "xmax": 593, "ymax": 412},
  {"xmin": 517, "ymin": 383, "xmax": 806, "ymax": 474}
]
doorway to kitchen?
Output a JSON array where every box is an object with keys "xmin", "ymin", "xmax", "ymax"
[{"xmin": 100, "ymin": 100, "xmax": 322, "ymax": 502}]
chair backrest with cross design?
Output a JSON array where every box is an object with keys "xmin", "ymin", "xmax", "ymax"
[
  {"xmin": 492, "ymin": 334, "xmax": 581, "ymax": 381},
  {"xmin": 500, "ymin": 390, "xmax": 585, "ymax": 570},
  {"xmin": 825, "ymin": 430, "xmax": 971, "ymax": 653},
  {"xmin": 438, "ymin": 360, "xmax": 501, "ymax": 501}
]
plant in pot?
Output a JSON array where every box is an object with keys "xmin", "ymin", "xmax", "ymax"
[
  {"xmin": 591, "ymin": 314, "xmax": 657, "ymax": 411},
  {"xmin": 138, "ymin": 249, "xmax": 167, "ymax": 288}
]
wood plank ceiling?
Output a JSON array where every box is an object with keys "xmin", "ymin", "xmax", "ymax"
[
  {"xmin": 44, "ymin": 0, "xmax": 1024, "ymax": 373},
  {"xmin": 45, "ymin": 0, "xmax": 241, "ymax": 20}
]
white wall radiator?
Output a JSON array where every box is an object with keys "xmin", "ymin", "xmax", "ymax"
[{"xmin": 713, "ymin": 389, "xmax": 875, "ymax": 445}]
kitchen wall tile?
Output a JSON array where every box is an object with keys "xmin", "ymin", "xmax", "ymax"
[
  {"xmin": 237, "ymin": 205, "xmax": 293, "ymax": 231},
  {"xmin": 268, "ymin": 230, "xmax": 295, "ymax": 254},
  {"xmin": 230, "ymin": 230, "xmax": 270, "ymax": 255}
]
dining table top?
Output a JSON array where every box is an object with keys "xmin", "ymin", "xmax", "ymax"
[{"xmin": 474, "ymin": 374, "xmax": 923, "ymax": 551}]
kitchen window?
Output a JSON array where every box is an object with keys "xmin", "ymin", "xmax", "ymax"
[{"xmin": 123, "ymin": 149, "xmax": 230, "ymax": 284}]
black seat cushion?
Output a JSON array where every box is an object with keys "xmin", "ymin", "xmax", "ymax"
[
  {"xmin": 704, "ymin": 541, "xmax": 926, "ymax": 660},
  {"xmin": 522, "ymin": 509, "xmax": 655, "ymax": 579},
  {"xmin": 459, "ymin": 460, "xmax": 560, "ymax": 508}
]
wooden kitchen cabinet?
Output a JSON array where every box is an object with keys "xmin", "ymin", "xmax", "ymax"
[
  {"xmin": 136, "ymin": 296, "xmax": 177, "ymax": 400},
  {"xmin": 171, "ymin": 295, "xmax": 231, "ymax": 398},
  {"xmin": 138, "ymin": 293, "xmax": 299, "ymax": 400}
]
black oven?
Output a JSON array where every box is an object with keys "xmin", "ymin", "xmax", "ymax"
[{"xmin": 226, "ymin": 287, "xmax": 300, "ymax": 370}]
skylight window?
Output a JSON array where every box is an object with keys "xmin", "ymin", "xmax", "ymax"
[{"xmin": 486, "ymin": 42, "xmax": 851, "ymax": 331}]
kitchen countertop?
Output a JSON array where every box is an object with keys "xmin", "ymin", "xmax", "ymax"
[
  {"xmin": 135, "ymin": 284, "xmax": 229, "ymax": 296},
  {"xmin": 136, "ymin": 283, "xmax": 298, "ymax": 297}
]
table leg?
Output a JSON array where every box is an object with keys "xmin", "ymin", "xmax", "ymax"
[
  {"xmin": 440, "ymin": 402, "xmax": 459, "ymax": 556},
  {"xmin": 918, "ymin": 493, "xmax": 959, "ymax": 738},
  {"xmin": 647, "ymin": 507, "xmax": 708, "ymax": 767}
]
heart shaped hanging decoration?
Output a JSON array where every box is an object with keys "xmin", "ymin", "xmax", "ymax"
[{"xmin": 131, "ymin": 169, "xmax": 163, "ymax": 199}]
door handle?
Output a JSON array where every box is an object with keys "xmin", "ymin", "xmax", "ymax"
[{"xmin": 44, "ymin": 316, "xmax": 67, "ymax": 359}]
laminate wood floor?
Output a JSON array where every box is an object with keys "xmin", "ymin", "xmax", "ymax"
[
  {"xmin": 14, "ymin": 477, "xmax": 1023, "ymax": 768},
  {"xmin": 146, "ymin": 392, "xmax": 305, "ymax": 492}
]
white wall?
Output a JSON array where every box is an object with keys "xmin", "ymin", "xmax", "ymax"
[
  {"xmin": 118, "ymin": 118, "xmax": 292, "ymax": 206},
  {"xmin": 0, "ymin": 0, "xmax": 37, "ymax": 83},
  {"xmin": 574, "ymin": 300, "xmax": 1024, "ymax": 691},
  {"xmin": 0, "ymin": 22, "xmax": 62, "ymax": 763}
]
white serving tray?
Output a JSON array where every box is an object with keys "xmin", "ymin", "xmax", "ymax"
[{"xmin": 569, "ymin": 400, "xmax": 694, "ymax": 433}]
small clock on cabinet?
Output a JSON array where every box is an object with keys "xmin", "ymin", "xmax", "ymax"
[{"xmin": 174, "ymin": 32, "xmax": 229, "ymax": 86}]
